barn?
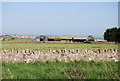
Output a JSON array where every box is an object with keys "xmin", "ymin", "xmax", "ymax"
[{"xmin": 37, "ymin": 35, "xmax": 88, "ymax": 42}]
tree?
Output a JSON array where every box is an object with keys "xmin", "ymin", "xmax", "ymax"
[
  {"xmin": 88, "ymin": 35, "xmax": 95, "ymax": 41},
  {"xmin": 104, "ymin": 27, "xmax": 120, "ymax": 43},
  {"xmin": 71, "ymin": 38, "xmax": 74, "ymax": 41},
  {"xmin": 88, "ymin": 35, "xmax": 93, "ymax": 38},
  {"xmin": 116, "ymin": 27, "xmax": 120, "ymax": 43}
]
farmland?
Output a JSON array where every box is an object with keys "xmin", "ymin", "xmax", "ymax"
[
  {"xmin": 1, "ymin": 42, "xmax": 119, "ymax": 79},
  {"xmin": 2, "ymin": 61, "xmax": 119, "ymax": 79},
  {"xmin": 1, "ymin": 43, "xmax": 118, "ymax": 50}
]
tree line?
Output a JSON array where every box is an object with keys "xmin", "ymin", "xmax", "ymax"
[{"xmin": 104, "ymin": 27, "xmax": 120, "ymax": 43}]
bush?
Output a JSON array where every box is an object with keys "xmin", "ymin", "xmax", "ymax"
[
  {"xmin": 88, "ymin": 38, "xmax": 94, "ymax": 41},
  {"xmin": 87, "ymin": 35, "xmax": 95, "ymax": 41},
  {"xmin": 11, "ymin": 37, "xmax": 15, "ymax": 40},
  {"xmin": 54, "ymin": 38, "xmax": 61, "ymax": 41}
]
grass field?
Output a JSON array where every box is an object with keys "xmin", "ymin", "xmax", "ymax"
[
  {"xmin": 1, "ymin": 39, "xmax": 35, "ymax": 42},
  {"xmin": 1, "ymin": 43, "xmax": 118, "ymax": 50},
  {"xmin": 1, "ymin": 43, "xmax": 119, "ymax": 79},
  {"xmin": 2, "ymin": 61, "xmax": 119, "ymax": 79}
]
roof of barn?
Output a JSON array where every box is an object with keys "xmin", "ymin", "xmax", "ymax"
[{"xmin": 39, "ymin": 35, "xmax": 88, "ymax": 39}]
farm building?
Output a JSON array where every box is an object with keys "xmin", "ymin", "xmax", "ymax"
[
  {"xmin": 12, "ymin": 36, "xmax": 36, "ymax": 39},
  {"xmin": 0, "ymin": 37, "xmax": 3, "ymax": 40},
  {"xmin": 94, "ymin": 39, "xmax": 107, "ymax": 42},
  {"xmin": 0, "ymin": 35, "xmax": 13, "ymax": 40},
  {"xmin": 37, "ymin": 35, "xmax": 88, "ymax": 42}
]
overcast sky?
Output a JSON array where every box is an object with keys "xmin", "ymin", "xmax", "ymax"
[{"xmin": 2, "ymin": 2, "xmax": 118, "ymax": 38}]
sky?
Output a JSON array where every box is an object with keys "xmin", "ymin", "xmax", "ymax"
[
  {"xmin": 2, "ymin": 2, "xmax": 118, "ymax": 38},
  {"xmin": 118, "ymin": 1, "xmax": 120, "ymax": 27},
  {"xmin": 0, "ymin": 2, "xmax": 2, "ymax": 35}
]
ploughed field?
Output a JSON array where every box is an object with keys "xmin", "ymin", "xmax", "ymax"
[{"xmin": 1, "ymin": 43, "xmax": 119, "ymax": 79}]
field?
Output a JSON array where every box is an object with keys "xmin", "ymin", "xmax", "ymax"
[
  {"xmin": 1, "ymin": 42, "xmax": 119, "ymax": 79},
  {"xmin": 2, "ymin": 39, "xmax": 35, "ymax": 42},
  {"xmin": 1, "ymin": 43, "xmax": 118, "ymax": 50},
  {"xmin": 2, "ymin": 61, "xmax": 119, "ymax": 79}
]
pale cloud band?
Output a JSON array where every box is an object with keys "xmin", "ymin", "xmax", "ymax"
[{"xmin": 1, "ymin": 0, "xmax": 120, "ymax": 2}]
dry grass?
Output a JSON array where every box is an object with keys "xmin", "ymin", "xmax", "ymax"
[{"xmin": 2, "ymin": 43, "xmax": 118, "ymax": 50}]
